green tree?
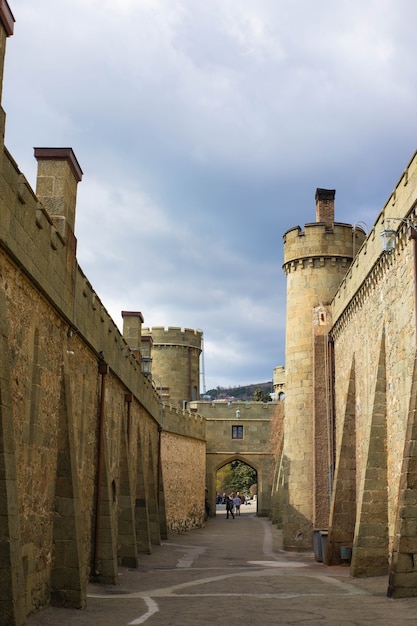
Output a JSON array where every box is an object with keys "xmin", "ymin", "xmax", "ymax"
[
  {"xmin": 216, "ymin": 464, "xmax": 234, "ymax": 493},
  {"xmin": 253, "ymin": 387, "xmax": 272, "ymax": 402},
  {"xmin": 216, "ymin": 461, "xmax": 256, "ymax": 494},
  {"xmin": 230, "ymin": 460, "xmax": 257, "ymax": 492}
]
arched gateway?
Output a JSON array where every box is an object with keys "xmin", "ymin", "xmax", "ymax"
[{"xmin": 189, "ymin": 401, "xmax": 280, "ymax": 517}]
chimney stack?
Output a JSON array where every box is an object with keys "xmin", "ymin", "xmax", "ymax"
[
  {"xmin": 315, "ymin": 188, "xmax": 335, "ymax": 226},
  {"xmin": 0, "ymin": 2, "xmax": 15, "ymax": 144},
  {"xmin": 34, "ymin": 147, "xmax": 83, "ymax": 242},
  {"xmin": 122, "ymin": 311, "xmax": 144, "ymax": 349}
]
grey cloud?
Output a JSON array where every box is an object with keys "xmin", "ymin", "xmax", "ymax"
[{"xmin": 3, "ymin": 0, "xmax": 417, "ymax": 388}]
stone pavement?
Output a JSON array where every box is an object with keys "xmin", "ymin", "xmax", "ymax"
[{"xmin": 27, "ymin": 502, "xmax": 417, "ymax": 625}]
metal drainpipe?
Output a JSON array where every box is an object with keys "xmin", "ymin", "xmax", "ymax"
[
  {"xmin": 409, "ymin": 228, "xmax": 417, "ymax": 343},
  {"xmin": 157, "ymin": 424, "xmax": 163, "ymax": 511},
  {"xmin": 188, "ymin": 347, "xmax": 192, "ymax": 400},
  {"xmin": 92, "ymin": 360, "xmax": 109, "ymax": 577},
  {"xmin": 152, "ymin": 378, "xmax": 163, "ymax": 512},
  {"xmin": 125, "ymin": 393, "xmax": 133, "ymax": 445},
  {"xmin": 327, "ymin": 334, "xmax": 336, "ymax": 503}
]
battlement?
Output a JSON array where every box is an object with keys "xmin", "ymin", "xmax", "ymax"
[
  {"xmin": 283, "ymin": 222, "xmax": 366, "ymax": 266},
  {"xmin": 142, "ymin": 326, "xmax": 203, "ymax": 351},
  {"xmin": 332, "ymin": 148, "xmax": 417, "ymax": 324},
  {"xmin": 162, "ymin": 402, "xmax": 206, "ymax": 440},
  {"xmin": 189, "ymin": 400, "xmax": 278, "ymax": 420}
]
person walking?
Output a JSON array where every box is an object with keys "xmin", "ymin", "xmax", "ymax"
[
  {"xmin": 233, "ymin": 494, "xmax": 242, "ymax": 516},
  {"xmin": 225, "ymin": 494, "xmax": 235, "ymax": 519}
]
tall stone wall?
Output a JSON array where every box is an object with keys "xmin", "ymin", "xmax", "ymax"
[
  {"xmin": 0, "ymin": 6, "xmax": 207, "ymax": 623},
  {"xmin": 0, "ymin": 152, "xmax": 208, "ymax": 625},
  {"xmin": 327, "ymin": 150, "xmax": 417, "ymax": 594},
  {"xmin": 162, "ymin": 432, "xmax": 206, "ymax": 533},
  {"xmin": 278, "ymin": 149, "xmax": 417, "ymax": 597}
]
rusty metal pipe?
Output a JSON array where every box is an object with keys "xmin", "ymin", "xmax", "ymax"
[
  {"xmin": 157, "ymin": 424, "xmax": 163, "ymax": 511},
  {"xmin": 125, "ymin": 393, "xmax": 133, "ymax": 445},
  {"xmin": 188, "ymin": 347, "xmax": 192, "ymax": 401},
  {"xmin": 92, "ymin": 360, "xmax": 108, "ymax": 577},
  {"xmin": 410, "ymin": 228, "xmax": 417, "ymax": 344}
]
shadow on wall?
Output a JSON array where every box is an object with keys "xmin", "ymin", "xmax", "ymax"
[{"xmin": 272, "ymin": 454, "xmax": 315, "ymax": 552}]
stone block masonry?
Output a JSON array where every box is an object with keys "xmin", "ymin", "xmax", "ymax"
[
  {"xmin": 0, "ymin": 7, "xmax": 207, "ymax": 623},
  {"xmin": 280, "ymin": 148, "xmax": 417, "ymax": 596},
  {"xmin": 328, "ymin": 151, "xmax": 417, "ymax": 589}
]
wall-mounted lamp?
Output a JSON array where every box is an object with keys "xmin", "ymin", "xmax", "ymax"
[
  {"xmin": 381, "ymin": 217, "xmax": 417, "ymax": 347},
  {"xmin": 152, "ymin": 376, "xmax": 164, "ymax": 513},
  {"xmin": 353, "ymin": 221, "xmax": 368, "ymax": 257},
  {"xmin": 141, "ymin": 355, "xmax": 152, "ymax": 376},
  {"xmin": 381, "ymin": 218, "xmax": 417, "ymax": 254},
  {"xmin": 236, "ymin": 409, "xmax": 241, "ymax": 419}
]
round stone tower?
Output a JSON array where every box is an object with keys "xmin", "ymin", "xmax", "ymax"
[
  {"xmin": 141, "ymin": 326, "xmax": 203, "ymax": 408},
  {"xmin": 282, "ymin": 189, "xmax": 366, "ymax": 551}
]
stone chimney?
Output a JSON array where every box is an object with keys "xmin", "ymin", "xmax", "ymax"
[
  {"xmin": 122, "ymin": 311, "xmax": 151, "ymax": 371},
  {"xmin": 34, "ymin": 147, "xmax": 83, "ymax": 246},
  {"xmin": 315, "ymin": 188, "xmax": 335, "ymax": 226},
  {"xmin": 122, "ymin": 311, "xmax": 144, "ymax": 349},
  {"xmin": 0, "ymin": 2, "xmax": 15, "ymax": 143}
]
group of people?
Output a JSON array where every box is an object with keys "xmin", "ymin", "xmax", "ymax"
[{"xmin": 224, "ymin": 492, "xmax": 246, "ymax": 519}]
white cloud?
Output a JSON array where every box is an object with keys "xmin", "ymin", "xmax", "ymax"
[{"xmin": 3, "ymin": 0, "xmax": 417, "ymax": 388}]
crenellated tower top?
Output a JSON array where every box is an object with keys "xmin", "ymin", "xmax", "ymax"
[
  {"xmin": 141, "ymin": 326, "xmax": 203, "ymax": 408},
  {"xmin": 283, "ymin": 188, "xmax": 366, "ymax": 274}
]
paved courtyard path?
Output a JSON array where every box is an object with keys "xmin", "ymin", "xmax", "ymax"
[{"xmin": 27, "ymin": 503, "xmax": 417, "ymax": 625}]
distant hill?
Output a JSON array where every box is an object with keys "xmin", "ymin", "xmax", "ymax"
[{"xmin": 203, "ymin": 381, "xmax": 273, "ymax": 402}]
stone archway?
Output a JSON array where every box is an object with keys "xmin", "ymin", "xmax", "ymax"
[
  {"xmin": 215, "ymin": 457, "xmax": 258, "ymax": 511},
  {"xmin": 206, "ymin": 453, "xmax": 274, "ymax": 517},
  {"xmin": 190, "ymin": 400, "xmax": 279, "ymax": 519}
]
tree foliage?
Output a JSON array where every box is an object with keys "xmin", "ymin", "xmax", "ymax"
[
  {"xmin": 253, "ymin": 387, "xmax": 272, "ymax": 402},
  {"xmin": 216, "ymin": 460, "xmax": 257, "ymax": 494},
  {"xmin": 205, "ymin": 382, "xmax": 272, "ymax": 402}
]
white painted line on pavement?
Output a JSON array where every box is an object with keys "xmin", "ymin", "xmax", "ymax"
[
  {"xmin": 128, "ymin": 597, "xmax": 159, "ymax": 625},
  {"xmin": 247, "ymin": 561, "xmax": 307, "ymax": 568},
  {"xmin": 176, "ymin": 546, "xmax": 205, "ymax": 568}
]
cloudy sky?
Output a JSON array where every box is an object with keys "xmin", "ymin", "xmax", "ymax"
[{"xmin": 2, "ymin": 0, "xmax": 417, "ymax": 391}]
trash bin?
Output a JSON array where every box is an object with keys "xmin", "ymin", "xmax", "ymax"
[
  {"xmin": 319, "ymin": 531, "xmax": 328, "ymax": 561},
  {"xmin": 313, "ymin": 530, "xmax": 323, "ymax": 562},
  {"xmin": 340, "ymin": 546, "xmax": 352, "ymax": 562}
]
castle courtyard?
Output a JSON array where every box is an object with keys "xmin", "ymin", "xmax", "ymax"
[{"xmin": 26, "ymin": 505, "xmax": 417, "ymax": 626}]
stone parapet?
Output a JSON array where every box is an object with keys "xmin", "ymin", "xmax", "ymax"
[
  {"xmin": 283, "ymin": 222, "xmax": 366, "ymax": 267},
  {"xmin": 332, "ymin": 149, "xmax": 417, "ymax": 326},
  {"xmin": 162, "ymin": 403, "xmax": 206, "ymax": 440},
  {"xmin": 190, "ymin": 400, "xmax": 277, "ymax": 420},
  {"xmin": 142, "ymin": 326, "xmax": 203, "ymax": 350}
]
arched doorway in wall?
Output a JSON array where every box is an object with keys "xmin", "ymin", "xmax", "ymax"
[{"xmin": 215, "ymin": 459, "xmax": 258, "ymax": 514}]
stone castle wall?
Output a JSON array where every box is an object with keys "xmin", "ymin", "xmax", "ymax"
[
  {"xmin": 0, "ymin": 6, "xmax": 207, "ymax": 623},
  {"xmin": 279, "ymin": 148, "xmax": 417, "ymax": 596},
  {"xmin": 162, "ymin": 431, "xmax": 206, "ymax": 533},
  {"xmin": 327, "ymin": 151, "xmax": 417, "ymax": 592}
]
